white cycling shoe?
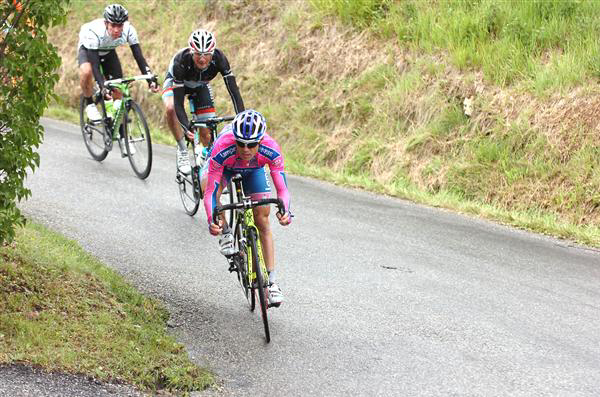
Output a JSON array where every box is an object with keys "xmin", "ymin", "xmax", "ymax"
[
  {"xmin": 268, "ymin": 283, "xmax": 284, "ymax": 306},
  {"xmin": 85, "ymin": 104, "xmax": 102, "ymax": 122},
  {"xmin": 176, "ymin": 149, "xmax": 191, "ymax": 175},
  {"xmin": 219, "ymin": 231, "xmax": 238, "ymax": 257}
]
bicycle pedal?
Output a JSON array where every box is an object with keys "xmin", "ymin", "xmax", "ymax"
[
  {"xmin": 227, "ymin": 260, "xmax": 237, "ymax": 272},
  {"xmin": 268, "ymin": 302, "xmax": 282, "ymax": 308}
]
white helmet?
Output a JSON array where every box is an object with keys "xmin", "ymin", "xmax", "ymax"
[{"xmin": 188, "ymin": 29, "xmax": 216, "ymax": 54}]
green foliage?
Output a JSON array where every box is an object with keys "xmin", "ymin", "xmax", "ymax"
[
  {"xmin": 0, "ymin": 0, "xmax": 69, "ymax": 243},
  {"xmin": 312, "ymin": 0, "xmax": 600, "ymax": 88},
  {"xmin": 0, "ymin": 223, "xmax": 213, "ymax": 392},
  {"xmin": 311, "ymin": 0, "xmax": 392, "ymax": 28}
]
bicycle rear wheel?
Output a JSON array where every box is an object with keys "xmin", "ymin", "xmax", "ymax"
[
  {"xmin": 124, "ymin": 100, "xmax": 152, "ymax": 179},
  {"xmin": 248, "ymin": 228, "xmax": 270, "ymax": 343},
  {"xmin": 79, "ymin": 96, "xmax": 108, "ymax": 161}
]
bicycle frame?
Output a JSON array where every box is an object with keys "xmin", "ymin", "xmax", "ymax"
[
  {"xmin": 101, "ymin": 74, "xmax": 153, "ymax": 142},
  {"xmin": 236, "ymin": 195, "xmax": 267, "ymax": 286}
]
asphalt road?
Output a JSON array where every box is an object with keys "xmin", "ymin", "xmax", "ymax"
[{"xmin": 13, "ymin": 118, "xmax": 600, "ymax": 396}]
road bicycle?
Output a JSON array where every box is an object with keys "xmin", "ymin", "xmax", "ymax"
[
  {"xmin": 176, "ymin": 113, "xmax": 235, "ymax": 221},
  {"xmin": 79, "ymin": 74, "xmax": 155, "ymax": 179},
  {"xmin": 213, "ymin": 174, "xmax": 285, "ymax": 343}
]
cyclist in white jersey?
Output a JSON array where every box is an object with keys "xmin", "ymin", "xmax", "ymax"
[{"xmin": 77, "ymin": 4, "xmax": 158, "ymax": 123}]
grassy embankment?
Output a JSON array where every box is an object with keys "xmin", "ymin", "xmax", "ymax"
[
  {"xmin": 308, "ymin": 0, "xmax": 600, "ymax": 244},
  {"xmin": 0, "ymin": 223, "xmax": 212, "ymax": 394},
  {"xmin": 48, "ymin": 0, "xmax": 600, "ymax": 247}
]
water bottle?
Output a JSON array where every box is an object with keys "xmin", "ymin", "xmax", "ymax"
[
  {"xmin": 104, "ymin": 99, "xmax": 114, "ymax": 117},
  {"xmin": 113, "ymin": 99, "xmax": 122, "ymax": 118},
  {"xmin": 193, "ymin": 131, "xmax": 202, "ymax": 159}
]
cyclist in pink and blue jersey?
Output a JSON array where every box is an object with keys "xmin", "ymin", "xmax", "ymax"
[{"xmin": 201, "ymin": 109, "xmax": 292, "ymax": 305}]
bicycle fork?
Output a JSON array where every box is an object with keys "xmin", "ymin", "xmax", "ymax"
[{"xmin": 247, "ymin": 228, "xmax": 269, "ymax": 287}]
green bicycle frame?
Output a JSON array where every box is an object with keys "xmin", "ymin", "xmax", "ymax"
[
  {"xmin": 105, "ymin": 82, "xmax": 130, "ymax": 140},
  {"xmin": 245, "ymin": 210, "xmax": 267, "ymax": 284},
  {"xmin": 235, "ymin": 198, "xmax": 269, "ymax": 288}
]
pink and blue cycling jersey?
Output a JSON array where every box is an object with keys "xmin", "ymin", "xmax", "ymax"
[{"xmin": 203, "ymin": 124, "xmax": 291, "ymax": 225}]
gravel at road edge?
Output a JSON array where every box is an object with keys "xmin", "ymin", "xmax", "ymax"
[{"xmin": 0, "ymin": 364, "xmax": 148, "ymax": 397}]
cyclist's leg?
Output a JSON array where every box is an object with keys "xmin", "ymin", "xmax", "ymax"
[
  {"xmin": 78, "ymin": 46, "xmax": 94, "ymax": 100},
  {"xmin": 190, "ymin": 84, "xmax": 216, "ymax": 147},
  {"xmin": 162, "ymin": 75, "xmax": 185, "ymax": 142},
  {"xmin": 244, "ymin": 168, "xmax": 275, "ymax": 272},
  {"xmin": 100, "ymin": 51, "xmax": 125, "ymax": 143},
  {"xmin": 101, "ymin": 50, "xmax": 123, "ymax": 100}
]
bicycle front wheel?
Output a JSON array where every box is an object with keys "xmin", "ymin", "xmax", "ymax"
[
  {"xmin": 79, "ymin": 96, "xmax": 108, "ymax": 161},
  {"xmin": 124, "ymin": 100, "xmax": 152, "ymax": 179},
  {"xmin": 221, "ymin": 180, "xmax": 235, "ymax": 228},
  {"xmin": 178, "ymin": 163, "xmax": 201, "ymax": 216},
  {"xmin": 248, "ymin": 228, "xmax": 270, "ymax": 343}
]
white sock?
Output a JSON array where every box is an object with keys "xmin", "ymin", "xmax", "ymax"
[{"xmin": 177, "ymin": 138, "xmax": 186, "ymax": 152}]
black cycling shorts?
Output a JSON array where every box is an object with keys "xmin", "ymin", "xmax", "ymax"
[
  {"xmin": 162, "ymin": 76, "xmax": 215, "ymax": 116},
  {"xmin": 77, "ymin": 45, "xmax": 123, "ymax": 80}
]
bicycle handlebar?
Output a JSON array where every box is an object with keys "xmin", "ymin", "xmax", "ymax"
[
  {"xmin": 190, "ymin": 115, "xmax": 235, "ymax": 129},
  {"xmin": 104, "ymin": 74, "xmax": 157, "ymax": 88},
  {"xmin": 213, "ymin": 198, "xmax": 285, "ymax": 226}
]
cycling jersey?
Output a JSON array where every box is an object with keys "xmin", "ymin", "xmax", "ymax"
[
  {"xmin": 78, "ymin": 19, "xmax": 139, "ymax": 54},
  {"xmin": 162, "ymin": 47, "xmax": 244, "ymax": 132},
  {"xmin": 203, "ymin": 125, "xmax": 290, "ymax": 225},
  {"xmin": 77, "ymin": 19, "xmax": 152, "ymax": 88}
]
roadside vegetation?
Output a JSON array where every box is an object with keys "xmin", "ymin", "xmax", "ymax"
[
  {"xmin": 312, "ymin": 0, "xmax": 600, "ymax": 91},
  {"xmin": 47, "ymin": 0, "xmax": 599, "ymax": 250},
  {"xmin": 0, "ymin": 223, "xmax": 213, "ymax": 394},
  {"xmin": 1, "ymin": 0, "xmax": 67, "ymax": 244}
]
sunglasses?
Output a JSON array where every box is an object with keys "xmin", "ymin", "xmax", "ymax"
[
  {"xmin": 235, "ymin": 141, "xmax": 259, "ymax": 149},
  {"xmin": 193, "ymin": 51, "xmax": 213, "ymax": 57}
]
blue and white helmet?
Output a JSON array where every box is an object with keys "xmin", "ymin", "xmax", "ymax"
[{"xmin": 232, "ymin": 109, "xmax": 267, "ymax": 143}]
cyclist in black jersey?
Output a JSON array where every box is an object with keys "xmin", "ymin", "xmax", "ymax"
[{"xmin": 162, "ymin": 29, "xmax": 244, "ymax": 175}]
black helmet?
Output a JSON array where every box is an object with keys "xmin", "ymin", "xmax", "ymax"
[{"xmin": 103, "ymin": 4, "xmax": 128, "ymax": 24}]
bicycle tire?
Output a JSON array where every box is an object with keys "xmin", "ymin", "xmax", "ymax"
[
  {"xmin": 79, "ymin": 96, "xmax": 108, "ymax": 161},
  {"xmin": 248, "ymin": 228, "xmax": 270, "ymax": 343},
  {"xmin": 231, "ymin": 216, "xmax": 254, "ymax": 309},
  {"xmin": 124, "ymin": 100, "xmax": 152, "ymax": 179},
  {"xmin": 222, "ymin": 180, "xmax": 235, "ymax": 228},
  {"xmin": 178, "ymin": 164, "xmax": 201, "ymax": 216}
]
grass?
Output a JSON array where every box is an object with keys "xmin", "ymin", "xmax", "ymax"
[
  {"xmin": 0, "ymin": 222, "xmax": 213, "ymax": 394},
  {"xmin": 311, "ymin": 0, "xmax": 600, "ymax": 91}
]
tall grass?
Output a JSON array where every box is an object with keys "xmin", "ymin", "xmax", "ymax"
[{"xmin": 311, "ymin": 0, "xmax": 600, "ymax": 90}]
